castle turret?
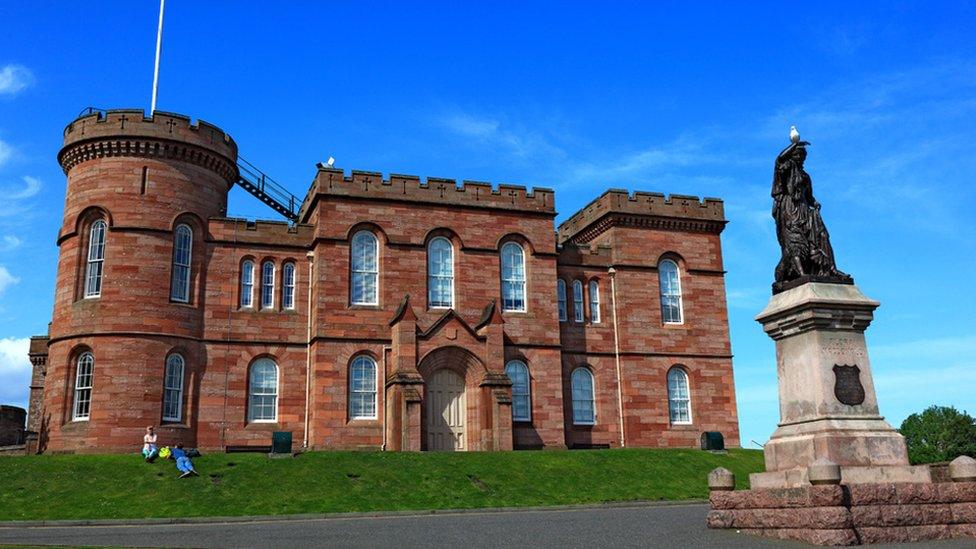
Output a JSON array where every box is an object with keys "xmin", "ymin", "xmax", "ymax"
[{"xmin": 42, "ymin": 109, "xmax": 237, "ymax": 452}]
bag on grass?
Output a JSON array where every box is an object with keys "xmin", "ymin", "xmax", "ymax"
[{"xmin": 159, "ymin": 446, "xmax": 171, "ymax": 459}]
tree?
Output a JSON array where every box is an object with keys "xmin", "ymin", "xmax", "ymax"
[{"xmin": 899, "ymin": 405, "xmax": 976, "ymax": 465}]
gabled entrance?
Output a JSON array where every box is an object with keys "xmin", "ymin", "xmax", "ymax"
[{"xmin": 426, "ymin": 368, "xmax": 466, "ymax": 451}]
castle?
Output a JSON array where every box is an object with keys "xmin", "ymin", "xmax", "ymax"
[{"xmin": 25, "ymin": 109, "xmax": 739, "ymax": 453}]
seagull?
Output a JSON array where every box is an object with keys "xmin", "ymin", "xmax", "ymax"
[{"xmin": 789, "ymin": 125, "xmax": 800, "ymax": 144}]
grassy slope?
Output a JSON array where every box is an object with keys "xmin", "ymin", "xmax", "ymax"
[{"xmin": 0, "ymin": 449, "xmax": 763, "ymax": 521}]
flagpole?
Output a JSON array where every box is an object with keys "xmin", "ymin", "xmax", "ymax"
[{"xmin": 150, "ymin": 0, "xmax": 165, "ymax": 114}]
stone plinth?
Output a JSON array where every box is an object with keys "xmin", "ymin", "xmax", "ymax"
[
  {"xmin": 707, "ymin": 481, "xmax": 976, "ymax": 546},
  {"xmin": 752, "ymin": 282, "xmax": 917, "ymax": 487}
]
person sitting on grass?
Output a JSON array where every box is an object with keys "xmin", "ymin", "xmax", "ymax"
[
  {"xmin": 170, "ymin": 442, "xmax": 199, "ymax": 478},
  {"xmin": 142, "ymin": 426, "xmax": 158, "ymax": 461}
]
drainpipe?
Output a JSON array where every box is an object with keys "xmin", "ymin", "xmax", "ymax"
[
  {"xmin": 381, "ymin": 346, "xmax": 391, "ymax": 451},
  {"xmin": 609, "ymin": 267, "xmax": 625, "ymax": 448},
  {"xmin": 303, "ymin": 251, "xmax": 314, "ymax": 449}
]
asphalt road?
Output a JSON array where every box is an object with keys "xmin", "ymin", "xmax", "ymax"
[{"xmin": 0, "ymin": 504, "xmax": 972, "ymax": 549}]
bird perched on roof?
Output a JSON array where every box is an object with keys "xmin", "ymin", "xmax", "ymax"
[{"xmin": 789, "ymin": 125, "xmax": 800, "ymax": 143}]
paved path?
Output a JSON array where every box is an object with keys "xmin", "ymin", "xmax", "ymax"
[{"xmin": 0, "ymin": 504, "xmax": 971, "ymax": 548}]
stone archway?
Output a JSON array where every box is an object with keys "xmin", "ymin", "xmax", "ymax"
[{"xmin": 417, "ymin": 346, "xmax": 485, "ymax": 452}]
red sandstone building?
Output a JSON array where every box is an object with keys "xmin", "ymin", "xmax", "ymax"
[{"xmin": 26, "ymin": 109, "xmax": 740, "ymax": 453}]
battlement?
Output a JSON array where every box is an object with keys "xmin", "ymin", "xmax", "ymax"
[
  {"xmin": 59, "ymin": 109, "xmax": 238, "ymax": 178},
  {"xmin": 298, "ymin": 167, "xmax": 555, "ymax": 222},
  {"xmin": 557, "ymin": 189, "xmax": 726, "ymax": 244}
]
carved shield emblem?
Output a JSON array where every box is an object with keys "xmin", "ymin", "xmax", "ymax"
[{"xmin": 833, "ymin": 364, "xmax": 865, "ymax": 406}]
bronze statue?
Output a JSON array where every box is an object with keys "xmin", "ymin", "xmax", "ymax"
[{"xmin": 771, "ymin": 131, "xmax": 852, "ymax": 293}]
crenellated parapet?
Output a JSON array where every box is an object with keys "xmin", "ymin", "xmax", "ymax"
[
  {"xmin": 59, "ymin": 109, "xmax": 238, "ymax": 184},
  {"xmin": 557, "ymin": 189, "xmax": 726, "ymax": 244},
  {"xmin": 298, "ymin": 168, "xmax": 555, "ymax": 222}
]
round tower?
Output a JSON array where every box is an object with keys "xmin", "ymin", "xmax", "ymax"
[{"xmin": 42, "ymin": 109, "xmax": 238, "ymax": 452}]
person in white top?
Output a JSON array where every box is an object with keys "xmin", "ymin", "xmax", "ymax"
[{"xmin": 142, "ymin": 425, "xmax": 158, "ymax": 461}]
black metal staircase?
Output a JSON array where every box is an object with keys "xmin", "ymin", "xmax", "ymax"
[{"xmin": 236, "ymin": 156, "xmax": 300, "ymax": 222}]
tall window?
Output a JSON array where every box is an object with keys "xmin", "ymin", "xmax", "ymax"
[
  {"xmin": 668, "ymin": 368, "xmax": 692, "ymax": 424},
  {"xmin": 501, "ymin": 242, "xmax": 526, "ymax": 312},
  {"xmin": 162, "ymin": 354, "xmax": 185, "ymax": 422},
  {"xmin": 505, "ymin": 360, "xmax": 531, "ymax": 422},
  {"xmin": 659, "ymin": 259, "xmax": 683, "ymax": 324},
  {"xmin": 72, "ymin": 352, "xmax": 94, "ymax": 421},
  {"xmin": 428, "ymin": 237, "xmax": 454, "ymax": 309},
  {"xmin": 572, "ymin": 280, "xmax": 584, "ymax": 323},
  {"xmin": 240, "ymin": 260, "xmax": 254, "ymax": 308},
  {"xmin": 169, "ymin": 224, "xmax": 192, "ymax": 303},
  {"xmin": 248, "ymin": 358, "xmax": 278, "ymax": 422},
  {"xmin": 351, "ymin": 231, "xmax": 379, "ymax": 305},
  {"xmin": 261, "ymin": 261, "xmax": 275, "ymax": 309},
  {"xmin": 556, "ymin": 280, "xmax": 567, "ymax": 322},
  {"xmin": 349, "ymin": 355, "xmax": 377, "ymax": 420},
  {"xmin": 84, "ymin": 220, "xmax": 106, "ymax": 298},
  {"xmin": 571, "ymin": 368, "xmax": 595, "ymax": 425},
  {"xmin": 282, "ymin": 262, "xmax": 296, "ymax": 310},
  {"xmin": 589, "ymin": 280, "xmax": 601, "ymax": 323}
]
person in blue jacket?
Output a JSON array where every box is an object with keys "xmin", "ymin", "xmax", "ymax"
[{"xmin": 170, "ymin": 442, "xmax": 199, "ymax": 478}]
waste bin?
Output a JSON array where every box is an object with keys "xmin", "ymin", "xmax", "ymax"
[
  {"xmin": 700, "ymin": 431, "xmax": 725, "ymax": 451},
  {"xmin": 271, "ymin": 431, "xmax": 293, "ymax": 454}
]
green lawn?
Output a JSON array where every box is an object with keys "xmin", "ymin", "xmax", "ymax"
[{"xmin": 0, "ymin": 448, "xmax": 763, "ymax": 521}]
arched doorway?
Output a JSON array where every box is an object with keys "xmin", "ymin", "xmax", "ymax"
[{"xmin": 426, "ymin": 368, "xmax": 466, "ymax": 451}]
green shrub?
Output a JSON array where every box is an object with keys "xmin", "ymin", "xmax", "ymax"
[{"xmin": 899, "ymin": 405, "xmax": 976, "ymax": 465}]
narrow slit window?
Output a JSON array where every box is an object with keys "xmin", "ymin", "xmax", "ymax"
[
  {"xmin": 351, "ymin": 231, "xmax": 379, "ymax": 305},
  {"xmin": 349, "ymin": 355, "xmax": 377, "ymax": 420},
  {"xmin": 261, "ymin": 261, "xmax": 275, "ymax": 309},
  {"xmin": 505, "ymin": 360, "xmax": 531, "ymax": 422},
  {"xmin": 572, "ymin": 280, "xmax": 584, "ymax": 323},
  {"xmin": 282, "ymin": 262, "xmax": 296, "ymax": 310},
  {"xmin": 240, "ymin": 260, "xmax": 254, "ymax": 308},
  {"xmin": 589, "ymin": 280, "xmax": 601, "ymax": 323},
  {"xmin": 667, "ymin": 368, "xmax": 692, "ymax": 424},
  {"xmin": 248, "ymin": 359, "xmax": 278, "ymax": 422},
  {"xmin": 169, "ymin": 224, "xmax": 192, "ymax": 303},
  {"xmin": 162, "ymin": 354, "xmax": 185, "ymax": 422},
  {"xmin": 84, "ymin": 220, "xmax": 106, "ymax": 298},
  {"xmin": 659, "ymin": 259, "xmax": 684, "ymax": 324},
  {"xmin": 501, "ymin": 242, "xmax": 526, "ymax": 312},
  {"xmin": 72, "ymin": 352, "xmax": 94, "ymax": 421},
  {"xmin": 571, "ymin": 368, "xmax": 595, "ymax": 425},
  {"xmin": 557, "ymin": 279, "xmax": 567, "ymax": 322},
  {"xmin": 427, "ymin": 237, "xmax": 454, "ymax": 309}
]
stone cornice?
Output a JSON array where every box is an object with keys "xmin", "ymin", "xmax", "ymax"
[
  {"xmin": 58, "ymin": 136, "xmax": 238, "ymax": 185},
  {"xmin": 565, "ymin": 212, "xmax": 727, "ymax": 244}
]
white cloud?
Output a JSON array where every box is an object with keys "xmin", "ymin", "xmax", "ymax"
[
  {"xmin": 0, "ymin": 337, "xmax": 30, "ymax": 408},
  {"xmin": 0, "ymin": 139, "xmax": 12, "ymax": 168},
  {"xmin": 9, "ymin": 176, "xmax": 41, "ymax": 199},
  {"xmin": 0, "ymin": 65, "xmax": 34, "ymax": 96},
  {"xmin": 1, "ymin": 235, "xmax": 21, "ymax": 251},
  {"xmin": 0, "ymin": 265, "xmax": 18, "ymax": 296}
]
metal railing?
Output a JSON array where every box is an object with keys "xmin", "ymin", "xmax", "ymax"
[{"xmin": 236, "ymin": 156, "xmax": 300, "ymax": 222}]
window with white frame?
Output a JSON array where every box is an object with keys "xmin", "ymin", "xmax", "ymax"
[
  {"xmin": 84, "ymin": 220, "xmax": 106, "ymax": 298},
  {"xmin": 572, "ymin": 280, "xmax": 584, "ymax": 323},
  {"xmin": 162, "ymin": 354, "xmax": 185, "ymax": 422},
  {"xmin": 659, "ymin": 259, "xmax": 683, "ymax": 324},
  {"xmin": 261, "ymin": 261, "xmax": 275, "ymax": 309},
  {"xmin": 72, "ymin": 352, "xmax": 94, "ymax": 421},
  {"xmin": 556, "ymin": 279, "xmax": 567, "ymax": 322},
  {"xmin": 351, "ymin": 231, "xmax": 379, "ymax": 305},
  {"xmin": 500, "ymin": 242, "xmax": 526, "ymax": 312},
  {"xmin": 248, "ymin": 358, "xmax": 278, "ymax": 422},
  {"xmin": 589, "ymin": 280, "xmax": 601, "ymax": 323},
  {"xmin": 349, "ymin": 355, "xmax": 377, "ymax": 420},
  {"xmin": 571, "ymin": 367, "xmax": 595, "ymax": 425},
  {"xmin": 170, "ymin": 224, "xmax": 192, "ymax": 303},
  {"xmin": 240, "ymin": 260, "xmax": 255, "ymax": 308},
  {"xmin": 667, "ymin": 367, "xmax": 692, "ymax": 424},
  {"xmin": 282, "ymin": 262, "xmax": 296, "ymax": 310},
  {"xmin": 428, "ymin": 237, "xmax": 454, "ymax": 309},
  {"xmin": 505, "ymin": 360, "xmax": 531, "ymax": 422}
]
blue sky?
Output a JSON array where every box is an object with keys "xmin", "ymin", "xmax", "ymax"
[{"xmin": 0, "ymin": 2, "xmax": 973, "ymax": 447}]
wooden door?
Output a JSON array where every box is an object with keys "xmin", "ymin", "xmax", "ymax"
[{"xmin": 426, "ymin": 369, "xmax": 466, "ymax": 451}]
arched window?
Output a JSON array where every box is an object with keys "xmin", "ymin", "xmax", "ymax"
[
  {"xmin": 169, "ymin": 224, "xmax": 192, "ymax": 303},
  {"xmin": 351, "ymin": 231, "xmax": 379, "ymax": 305},
  {"xmin": 282, "ymin": 262, "xmax": 296, "ymax": 310},
  {"xmin": 667, "ymin": 368, "xmax": 692, "ymax": 424},
  {"xmin": 162, "ymin": 354, "xmax": 185, "ymax": 422},
  {"xmin": 248, "ymin": 358, "xmax": 278, "ymax": 422},
  {"xmin": 571, "ymin": 368, "xmax": 595, "ymax": 425},
  {"xmin": 505, "ymin": 360, "xmax": 531, "ymax": 422},
  {"xmin": 500, "ymin": 242, "xmax": 526, "ymax": 312},
  {"xmin": 261, "ymin": 261, "xmax": 275, "ymax": 309},
  {"xmin": 572, "ymin": 280, "xmax": 584, "ymax": 323},
  {"xmin": 84, "ymin": 220, "xmax": 107, "ymax": 298},
  {"xmin": 349, "ymin": 355, "xmax": 377, "ymax": 420},
  {"xmin": 589, "ymin": 280, "xmax": 601, "ymax": 323},
  {"xmin": 428, "ymin": 237, "xmax": 454, "ymax": 309},
  {"xmin": 72, "ymin": 352, "xmax": 94, "ymax": 421},
  {"xmin": 240, "ymin": 260, "xmax": 255, "ymax": 308},
  {"xmin": 659, "ymin": 259, "xmax": 683, "ymax": 324},
  {"xmin": 556, "ymin": 279, "xmax": 567, "ymax": 322}
]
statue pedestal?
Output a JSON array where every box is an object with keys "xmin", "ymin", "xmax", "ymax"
[{"xmin": 750, "ymin": 282, "xmax": 927, "ymax": 488}]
